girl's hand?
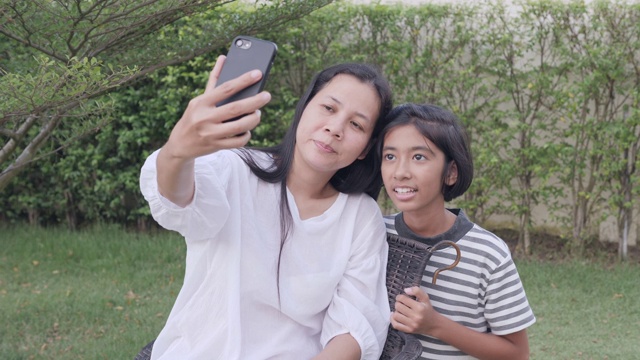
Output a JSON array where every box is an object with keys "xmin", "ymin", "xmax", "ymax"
[
  {"xmin": 390, "ymin": 286, "xmax": 440, "ymax": 335},
  {"xmin": 391, "ymin": 287, "xmax": 532, "ymax": 360},
  {"xmin": 163, "ymin": 55, "xmax": 272, "ymax": 161}
]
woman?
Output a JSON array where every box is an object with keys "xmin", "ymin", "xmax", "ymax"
[{"xmin": 139, "ymin": 56, "xmax": 394, "ymax": 359}]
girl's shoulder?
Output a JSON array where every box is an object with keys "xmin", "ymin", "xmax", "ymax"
[
  {"xmin": 383, "ymin": 213, "xmax": 400, "ymax": 235},
  {"xmin": 461, "ymin": 223, "xmax": 513, "ymax": 260}
]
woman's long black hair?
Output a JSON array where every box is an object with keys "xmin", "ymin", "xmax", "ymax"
[{"xmin": 236, "ymin": 63, "xmax": 393, "ymax": 292}]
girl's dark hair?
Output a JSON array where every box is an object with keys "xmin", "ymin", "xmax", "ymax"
[
  {"xmin": 236, "ymin": 63, "xmax": 393, "ymax": 290},
  {"xmin": 377, "ymin": 103, "xmax": 473, "ymax": 202}
]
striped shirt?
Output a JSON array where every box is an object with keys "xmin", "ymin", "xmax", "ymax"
[{"xmin": 385, "ymin": 209, "xmax": 536, "ymax": 360}]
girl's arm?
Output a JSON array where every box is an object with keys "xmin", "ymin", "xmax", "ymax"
[
  {"xmin": 392, "ymin": 286, "xmax": 530, "ymax": 360},
  {"xmin": 313, "ymin": 333, "xmax": 361, "ymax": 360}
]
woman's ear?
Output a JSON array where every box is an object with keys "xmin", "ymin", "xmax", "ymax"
[{"xmin": 445, "ymin": 161, "xmax": 458, "ymax": 186}]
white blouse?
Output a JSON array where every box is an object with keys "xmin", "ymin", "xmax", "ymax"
[{"xmin": 140, "ymin": 149, "xmax": 390, "ymax": 360}]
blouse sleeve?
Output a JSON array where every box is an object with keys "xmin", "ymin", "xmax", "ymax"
[
  {"xmin": 139, "ymin": 149, "xmax": 233, "ymax": 241},
  {"xmin": 320, "ymin": 203, "xmax": 390, "ymax": 359}
]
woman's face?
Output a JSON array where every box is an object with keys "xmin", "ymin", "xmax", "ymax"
[{"xmin": 293, "ymin": 74, "xmax": 380, "ymax": 176}]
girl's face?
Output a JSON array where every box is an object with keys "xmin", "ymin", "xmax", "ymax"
[
  {"xmin": 294, "ymin": 74, "xmax": 380, "ymax": 177},
  {"xmin": 381, "ymin": 124, "xmax": 457, "ymax": 215}
]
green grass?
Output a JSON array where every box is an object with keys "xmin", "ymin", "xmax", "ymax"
[
  {"xmin": 520, "ymin": 260, "xmax": 640, "ymax": 359},
  {"xmin": 1, "ymin": 225, "xmax": 639, "ymax": 359},
  {"xmin": 0, "ymin": 225, "xmax": 185, "ymax": 359}
]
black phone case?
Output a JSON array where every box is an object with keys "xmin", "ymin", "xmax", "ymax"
[{"xmin": 216, "ymin": 36, "xmax": 277, "ymax": 107}]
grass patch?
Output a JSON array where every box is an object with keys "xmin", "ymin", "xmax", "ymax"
[
  {"xmin": 1, "ymin": 224, "xmax": 639, "ymax": 359},
  {"xmin": 520, "ymin": 260, "xmax": 640, "ymax": 359},
  {"xmin": 1, "ymin": 224, "xmax": 185, "ymax": 359}
]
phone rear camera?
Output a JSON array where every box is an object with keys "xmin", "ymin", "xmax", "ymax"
[{"xmin": 235, "ymin": 38, "xmax": 252, "ymax": 49}]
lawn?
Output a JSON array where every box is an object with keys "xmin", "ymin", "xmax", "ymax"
[
  {"xmin": 1, "ymin": 225, "xmax": 639, "ymax": 359},
  {"xmin": 1, "ymin": 225, "xmax": 183, "ymax": 359}
]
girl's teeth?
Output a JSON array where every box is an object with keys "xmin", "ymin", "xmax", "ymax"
[{"xmin": 396, "ymin": 188, "xmax": 415, "ymax": 194}]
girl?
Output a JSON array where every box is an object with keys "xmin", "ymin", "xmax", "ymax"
[
  {"xmin": 139, "ymin": 56, "xmax": 393, "ymax": 359},
  {"xmin": 379, "ymin": 103, "xmax": 535, "ymax": 360}
]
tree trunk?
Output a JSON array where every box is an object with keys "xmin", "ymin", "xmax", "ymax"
[
  {"xmin": 572, "ymin": 198, "xmax": 588, "ymax": 256},
  {"xmin": 64, "ymin": 190, "xmax": 77, "ymax": 231},
  {"xmin": 517, "ymin": 212, "xmax": 531, "ymax": 257},
  {"xmin": 28, "ymin": 209, "xmax": 39, "ymax": 226},
  {"xmin": 618, "ymin": 187, "xmax": 632, "ymax": 261},
  {"xmin": 619, "ymin": 214, "xmax": 629, "ymax": 261},
  {"xmin": 523, "ymin": 212, "xmax": 531, "ymax": 256}
]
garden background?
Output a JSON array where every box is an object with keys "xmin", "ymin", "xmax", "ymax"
[
  {"xmin": 3, "ymin": 0, "xmax": 640, "ymax": 258},
  {"xmin": 1, "ymin": 0, "xmax": 640, "ymax": 359}
]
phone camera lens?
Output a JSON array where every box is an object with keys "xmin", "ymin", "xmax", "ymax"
[{"xmin": 234, "ymin": 38, "xmax": 251, "ymax": 49}]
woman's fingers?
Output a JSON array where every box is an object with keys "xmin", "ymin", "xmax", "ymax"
[
  {"xmin": 205, "ymin": 55, "xmax": 226, "ymax": 92},
  {"xmin": 215, "ymin": 91, "xmax": 271, "ymax": 123},
  {"xmin": 202, "ymin": 63, "xmax": 270, "ymax": 125},
  {"xmin": 210, "ymin": 109, "xmax": 264, "ymax": 139},
  {"xmin": 165, "ymin": 109, "xmax": 262, "ymax": 159},
  {"xmin": 212, "ymin": 69, "xmax": 263, "ymax": 105},
  {"xmin": 207, "ymin": 125, "xmax": 253, "ymax": 148},
  {"xmin": 200, "ymin": 56, "xmax": 271, "ymax": 126},
  {"xmin": 164, "ymin": 59, "xmax": 272, "ymax": 159},
  {"xmin": 204, "ymin": 63, "xmax": 263, "ymax": 103}
]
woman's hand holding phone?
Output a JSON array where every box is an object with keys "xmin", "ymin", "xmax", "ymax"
[
  {"xmin": 155, "ymin": 55, "xmax": 271, "ymax": 207},
  {"xmin": 163, "ymin": 55, "xmax": 272, "ymax": 161},
  {"xmin": 164, "ymin": 35, "xmax": 277, "ymax": 159},
  {"xmin": 156, "ymin": 35, "xmax": 277, "ymax": 206}
]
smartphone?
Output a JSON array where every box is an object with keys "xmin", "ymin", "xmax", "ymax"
[{"xmin": 216, "ymin": 36, "xmax": 278, "ymax": 114}]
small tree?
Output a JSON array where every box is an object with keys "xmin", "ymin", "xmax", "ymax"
[
  {"xmin": 599, "ymin": 1, "xmax": 640, "ymax": 261},
  {"xmin": 0, "ymin": 0, "xmax": 333, "ymax": 192},
  {"xmin": 483, "ymin": 0, "xmax": 567, "ymax": 255},
  {"xmin": 552, "ymin": 0, "xmax": 634, "ymax": 256}
]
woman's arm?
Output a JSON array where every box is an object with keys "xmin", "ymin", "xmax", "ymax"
[
  {"xmin": 318, "ymin": 203, "xmax": 389, "ymax": 359},
  {"xmin": 156, "ymin": 151, "xmax": 196, "ymax": 207},
  {"xmin": 313, "ymin": 333, "xmax": 361, "ymax": 360}
]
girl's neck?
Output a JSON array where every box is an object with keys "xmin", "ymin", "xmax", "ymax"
[{"xmin": 402, "ymin": 207, "xmax": 457, "ymax": 238}]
